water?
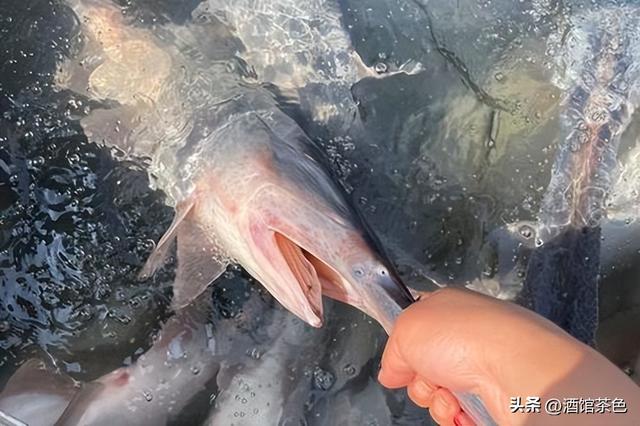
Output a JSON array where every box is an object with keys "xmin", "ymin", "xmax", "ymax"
[{"xmin": 1, "ymin": 0, "xmax": 640, "ymax": 424}]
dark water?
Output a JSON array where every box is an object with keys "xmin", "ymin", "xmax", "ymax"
[{"xmin": 1, "ymin": 0, "xmax": 639, "ymax": 424}]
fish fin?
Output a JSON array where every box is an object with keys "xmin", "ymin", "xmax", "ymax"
[
  {"xmin": 273, "ymin": 232, "xmax": 323, "ymax": 317},
  {"xmin": 172, "ymin": 218, "xmax": 228, "ymax": 310},
  {"xmin": 0, "ymin": 359, "xmax": 77, "ymax": 397},
  {"xmin": 0, "ymin": 359, "xmax": 78, "ymax": 425},
  {"xmin": 139, "ymin": 198, "xmax": 196, "ymax": 280},
  {"xmin": 54, "ymin": 382, "xmax": 107, "ymax": 426}
]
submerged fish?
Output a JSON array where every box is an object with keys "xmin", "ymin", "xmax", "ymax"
[
  {"xmin": 0, "ymin": 359, "xmax": 78, "ymax": 426},
  {"xmin": 0, "ymin": 290, "xmax": 221, "ymax": 426},
  {"xmin": 205, "ymin": 298, "xmax": 392, "ymax": 425},
  {"xmin": 515, "ymin": 7, "xmax": 640, "ymax": 343},
  {"xmin": 58, "ymin": 0, "xmax": 414, "ymax": 333}
]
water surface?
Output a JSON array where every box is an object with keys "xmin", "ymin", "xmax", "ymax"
[{"xmin": 1, "ymin": 0, "xmax": 639, "ymax": 424}]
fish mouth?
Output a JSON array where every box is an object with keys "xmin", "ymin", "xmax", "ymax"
[
  {"xmin": 272, "ymin": 232, "xmax": 412, "ymax": 332},
  {"xmin": 273, "ymin": 232, "xmax": 325, "ymax": 327}
]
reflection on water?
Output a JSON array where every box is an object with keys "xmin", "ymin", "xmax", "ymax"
[{"xmin": 1, "ymin": 0, "xmax": 639, "ymax": 424}]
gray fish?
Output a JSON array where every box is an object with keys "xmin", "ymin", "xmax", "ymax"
[
  {"xmin": 515, "ymin": 7, "xmax": 640, "ymax": 344},
  {"xmin": 54, "ymin": 291, "xmax": 219, "ymax": 426},
  {"xmin": 204, "ymin": 309, "xmax": 315, "ymax": 425},
  {"xmin": 204, "ymin": 299, "xmax": 389, "ymax": 425},
  {"xmin": 58, "ymin": 0, "xmax": 414, "ymax": 334}
]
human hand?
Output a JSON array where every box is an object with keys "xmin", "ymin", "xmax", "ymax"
[{"xmin": 377, "ymin": 288, "xmax": 639, "ymax": 425}]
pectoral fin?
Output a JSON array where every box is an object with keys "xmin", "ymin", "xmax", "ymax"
[
  {"xmin": 0, "ymin": 359, "xmax": 78, "ymax": 426},
  {"xmin": 172, "ymin": 219, "xmax": 227, "ymax": 310},
  {"xmin": 139, "ymin": 197, "xmax": 227, "ymax": 310},
  {"xmin": 139, "ymin": 198, "xmax": 196, "ymax": 279}
]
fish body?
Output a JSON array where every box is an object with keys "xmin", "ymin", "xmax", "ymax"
[
  {"xmin": 0, "ymin": 360, "xmax": 78, "ymax": 426},
  {"xmin": 518, "ymin": 7, "xmax": 640, "ymax": 343},
  {"xmin": 60, "ymin": 0, "xmax": 414, "ymax": 332},
  {"xmin": 0, "ymin": 291, "xmax": 220, "ymax": 426},
  {"xmin": 56, "ymin": 303, "xmax": 219, "ymax": 425}
]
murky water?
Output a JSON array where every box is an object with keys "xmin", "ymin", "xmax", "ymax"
[{"xmin": 1, "ymin": 0, "xmax": 639, "ymax": 424}]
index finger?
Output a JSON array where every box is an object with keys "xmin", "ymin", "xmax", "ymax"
[{"xmin": 378, "ymin": 326, "xmax": 416, "ymax": 388}]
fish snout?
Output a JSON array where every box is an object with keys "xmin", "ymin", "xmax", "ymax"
[{"xmin": 342, "ymin": 261, "xmax": 415, "ymax": 334}]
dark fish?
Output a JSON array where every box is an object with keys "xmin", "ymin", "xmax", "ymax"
[{"xmin": 518, "ymin": 7, "xmax": 640, "ymax": 344}]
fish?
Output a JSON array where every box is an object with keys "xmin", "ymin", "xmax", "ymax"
[
  {"xmin": 205, "ymin": 299, "xmax": 389, "ymax": 425},
  {"xmin": 0, "ymin": 289, "xmax": 221, "ymax": 426},
  {"xmin": 0, "ymin": 359, "xmax": 78, "ymax": 426},
  {"xmin": 58, "ymin": 0, "xmax": 415, "ymax": 333},
  {"xmin": 56, "ymin": 295, "xmax": 220, "ymax": 425},
  {"xmin": 0, "ymin": 283, "xmax": 392, "ymax": 426},
  {"xmin": 204, "ymin": 308, "xmax": 316, "ymax": 425},
  {"xmin": 471, "ymin": 6, "xmax": 640, "ymax": 344}
]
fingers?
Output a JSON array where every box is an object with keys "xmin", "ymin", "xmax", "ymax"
[
  {"xmin": 428, "ymin": 388, "xmax": 461, "ymax": 426},
  {"xmin": 406, "ymin": 377, "xmax": 436, "ymax": 407},
  {"xmin": 378, "ymin": 335, "xmax": 415, "ymax": 388},
  {"xmin": 377, "ymin": 365, "xmax": 415, "ymax": 388},
  {"xmin": 406, "ymin": 378, "xmax": 472, "ymax": 426},
  {"xmin": 378, "ymin": 297, "xmax": 433, "ymax": 388}
]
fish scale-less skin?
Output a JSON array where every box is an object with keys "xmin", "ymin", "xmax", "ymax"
[
  {"xmin": 538, "ymin": 7, "xmax": 640, "ymax": 243},
  {"xmin": 519, "ymin": 7, "xmax": 640, "ymax": 344}
]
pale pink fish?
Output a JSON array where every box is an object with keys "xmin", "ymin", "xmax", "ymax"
[
  {"xmin": 0, "ymin": 293, "xmax": 220, "ymax": 426},
  {"xmin": 0, "ymin": 359, "xmax": 78, "ymax": 426},
  {"xmin": 61, "ymin": 0, "xmax": 415, "ymax": 333},
  {"xmin": 138, "ymin": 104, "xmax": 415, "ymax": 332}
]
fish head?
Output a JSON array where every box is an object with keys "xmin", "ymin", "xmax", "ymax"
[
  {"xmin": 214, "ymin": 114, "xmax": 415, "ymax": 332},
  {"xmin": 140, "ymin": 106, "xmax": 415, "ymax": 333},
  {"xmin": 238, "ymin": 200, "xmax": 415, "ymax": 332}
]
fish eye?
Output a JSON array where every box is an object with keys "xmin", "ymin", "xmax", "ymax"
[{"xmin": 378, "ymin": 268, "xmax": 387, "ymax": 276}]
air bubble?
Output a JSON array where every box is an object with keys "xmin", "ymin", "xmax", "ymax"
[
  {"xmin": 374, "ymin": 62, "xmax": 388, "ymax": 74},
  {"xmin": 247, "ymin": 347, "xmax": 262, "ymax": 359},
  {"xmin": 343, "ymin": 364, "xmax": 356, "ymax": 376},
  {"xmin": 519, "ymin": 225, "xmax": 534, "ymax": 239},
  {"xmin": 312, "ymin": 367, "xmax": 335, "ymax": 391}
]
